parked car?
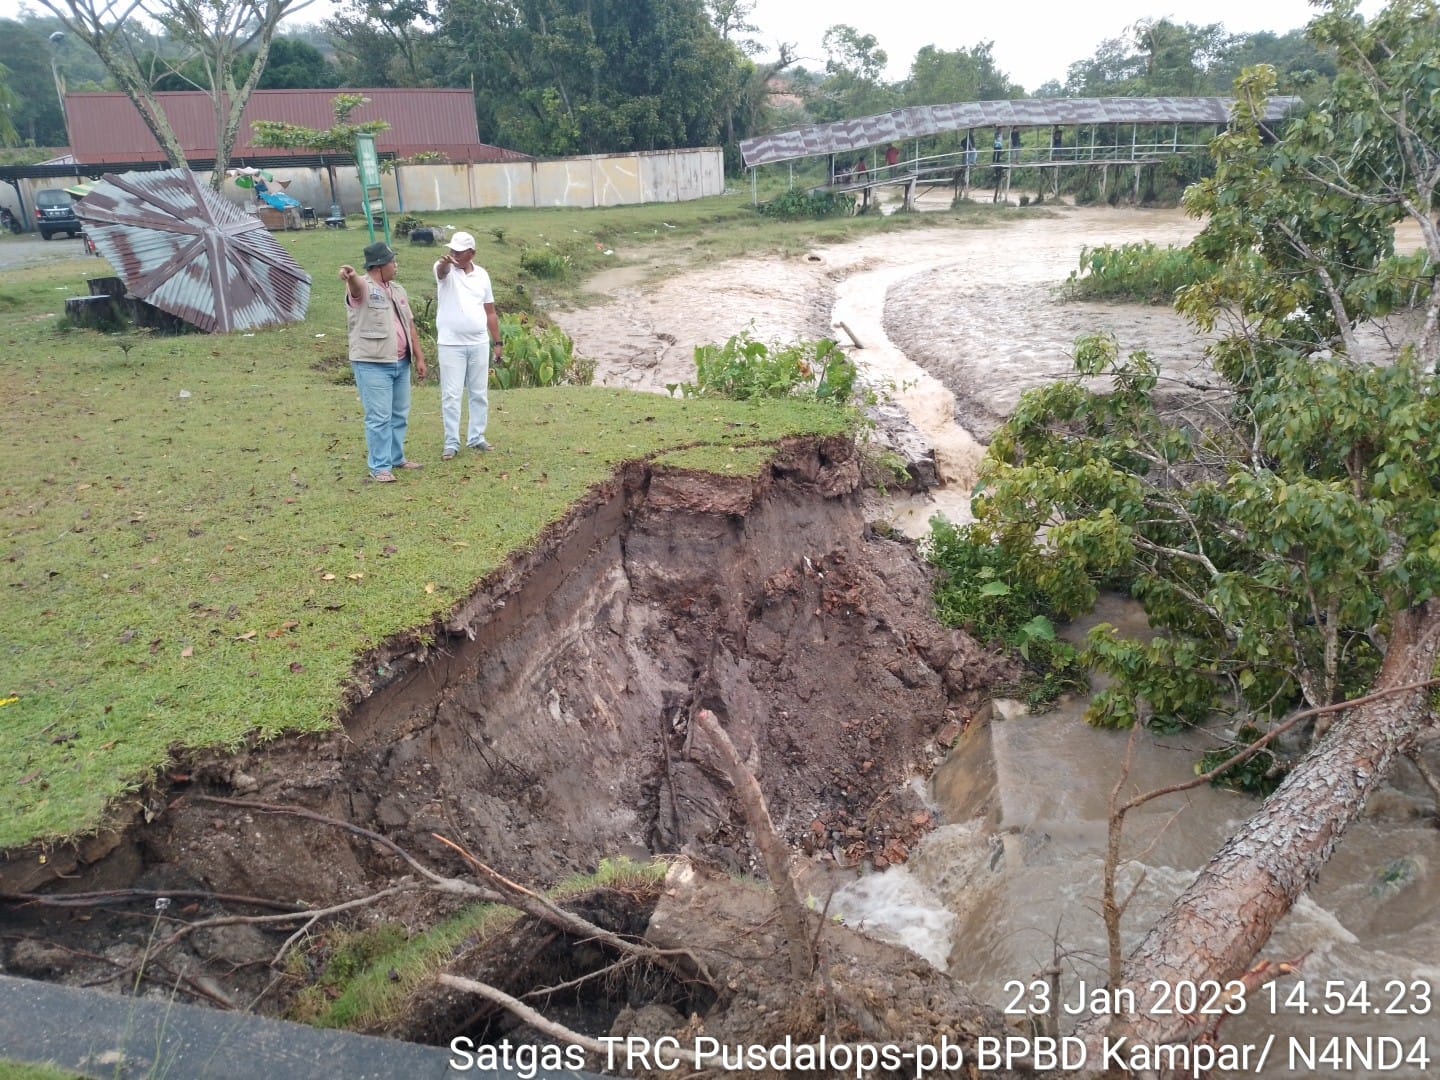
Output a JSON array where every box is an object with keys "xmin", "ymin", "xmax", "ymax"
[{"xmin": 35, "ymin": 188, "xmax": 81, "ymax": 240}]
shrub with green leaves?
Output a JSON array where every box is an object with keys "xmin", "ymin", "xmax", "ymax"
[
  {"xmin": 1065, "ymin": 241, "xmax": 1220, "ymax": 305},
  {"xmin": 758, "ymin": 189, "xmax": 855, "ymax": 220},
  {"xmin": 674, "ymin": 333, "xmax": 858, "ymax": 406},
  {"xmin": 519, "ymin": 246, "xmax": 571, "ymax": 279},
  {"xmin": 491, "ymin": 313, "xmax": 594, "ymax": 389},
  {"xmin": 927, "ymin": 518, "xmax": 1087, "ymax": 707}
]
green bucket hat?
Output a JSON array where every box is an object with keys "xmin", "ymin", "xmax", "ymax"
[{"xmin": 363, "ymin": 242, "xmax": 396, "ymax": 269}]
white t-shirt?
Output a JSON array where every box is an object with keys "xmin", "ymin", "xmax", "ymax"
[{"xmin": 434, "ymin": 263, "xmax": 494, "ymax": 346}]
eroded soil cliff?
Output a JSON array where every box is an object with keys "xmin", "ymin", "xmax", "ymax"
[{"xmin": 2, "ymin": 437, "xmax": 1017, "ymax": 1069}]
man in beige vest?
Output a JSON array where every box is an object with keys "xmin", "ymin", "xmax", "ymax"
[{"xmin": 340, "ymin": 242, "xmax": 428, "ymax": 483}]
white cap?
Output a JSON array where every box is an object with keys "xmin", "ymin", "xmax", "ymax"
[{"xmin": 447, "ymin": 231, "xmax": 476, "ymax": 252}]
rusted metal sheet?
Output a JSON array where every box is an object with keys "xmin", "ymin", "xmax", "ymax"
[
  {"xmin": 76, "ymin": 169, "xmax": 312, "ymax": 335},
  {"xmin": 66, "ymin": 89, "xmax": 530, "ymax": 167},
  {"xmin": 740, "ymin": 96, "xmax": 1303, "ymax": 167}
]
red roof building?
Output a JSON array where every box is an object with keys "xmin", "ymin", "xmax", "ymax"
[{"xmin": 65, "ymin": 88, "xmax": 528, "ymax": 167}]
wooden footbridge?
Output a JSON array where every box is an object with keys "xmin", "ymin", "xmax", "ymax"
[{"xmin": 741, "ymin": 96, "xmax": 1301, "ymax": 209}]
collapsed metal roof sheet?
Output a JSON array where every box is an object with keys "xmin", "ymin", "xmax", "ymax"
[
  {"xmin": 740, "ymin": 96, "xmax": 1303, "ymax": 168},
  {"xmin": 76, "ymin": 169, "xmax": 312, "ymax": 335}
]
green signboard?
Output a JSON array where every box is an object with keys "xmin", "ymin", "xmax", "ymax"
[
  {"xmin": 356, "ymin": 134, "xmax": 381, "ymax": 188},
  {"xmin": 355, "ymin": 133, "xmax": 390, "ymax": 244}
]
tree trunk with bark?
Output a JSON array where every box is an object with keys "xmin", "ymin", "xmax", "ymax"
[{"xmin": 1079, "ymin": 599, "xmax": 1440, "ymax": 1056}]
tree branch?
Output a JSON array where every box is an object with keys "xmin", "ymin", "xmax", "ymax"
[{"xmin": 692, "ymin": 708, "xmax": 814, "ymax": 982}]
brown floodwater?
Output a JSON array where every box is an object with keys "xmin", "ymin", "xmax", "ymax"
[{"xmin": 563, "ymin": 205, "xmax": 1438, "ymax": 1077}]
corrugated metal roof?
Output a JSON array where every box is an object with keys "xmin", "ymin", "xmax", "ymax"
[
  {"xmin": 66, "ymin": 89, "xmax": 530, "ymax": 166},
  {"xmin": 740, "ymin": 96, "xmax": 1303, "ymax": 167},
  {"xmin": 76, "ymin": 168, "xmax": 312, "ymax": 335}
]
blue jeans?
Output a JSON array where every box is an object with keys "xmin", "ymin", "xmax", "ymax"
[
  {"xmin": 438, "ymin": 343, "xmax": 490, "ymax": 451},
  {"xmin": 352, "ymin": 360, "xmax": 412, "ymax": 475}
]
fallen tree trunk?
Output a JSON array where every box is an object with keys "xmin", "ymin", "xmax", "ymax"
[{"xmin": 1080, "ymin": 598, "xmax": 1440, "ymax": 1054}]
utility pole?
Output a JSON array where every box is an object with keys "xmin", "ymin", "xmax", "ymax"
[{"xmin": 48, "ymin": 32, "xmax": 69, "ymax": 147}]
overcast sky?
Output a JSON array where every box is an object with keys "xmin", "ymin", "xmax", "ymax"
[
  {"xmin": 747, "ymin": 0, "xmax": 1381, "ymax": 91},
  {"xmin": 1, "ymin": 0, "xmax": 1383, "ymax": 95}
]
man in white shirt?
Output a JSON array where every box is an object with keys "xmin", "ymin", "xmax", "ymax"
[{"xmin": 434, "ymin": 231, "xmax": 502, "ymax": 458}]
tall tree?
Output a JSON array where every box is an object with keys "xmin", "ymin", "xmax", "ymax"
[
  {"xmin": 0, "ymin": 20, "xmax": 67, "ymax": 145},
  {"xmin": 805, "ymin": 23, "xmax": 896, "ymax": 123},
  {"xmin": 0, "ymin": 64, "xmax": 20, "ymax": 146},
  {"xmin": 36, "ymin": 0, "xmax": 313, "ymax": 186},
  {"xmin": 250, "ymin": 35, "xmax": 340, "ymax": 87},
  {"xmin": 705, "ymin": 0, "xmax": 757, "ymax": 53},
  {"xmin": 966, "ymin": 0, "xmax": 1440, "ymax": 1057},
  {"xmin": 904, "ymin": 42, "xmax": 1017, "ymax": 107},
  {"xmin": 1063, "ymin": 19, "xmax": 1233, "ymax": 97},
  {"xmin": 324, "ymin": 0, "xmax": 433, "ymax": 87},
  {"xmin": 1134, "ymin": 18, "xmax": 1232, "ymax": 95},
  {"xmin": 1212, "ymin": 28, "xmax": 1337, "ymax": 96},
  {"xmin": 438, "ymin": 0, "xmax": 738, "ymax": 157}
]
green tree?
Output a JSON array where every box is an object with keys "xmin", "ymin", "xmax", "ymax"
[
  {"xmin": 1063, "ymin": 18, "xmax": 1233, "ymax": 97},
  {"xmin": 804, "ymin": 23, "xmax": 896, "ymax": 123},
  {"xmin": 437, "ymin": 0, "xmax": 737, "ymax": 157},
  {"xmin": 37, "ymin": 0, "xmax": 312, "ymax": 186},
  {"xmin": 1212, "ymin": 28, "xmax": 1336, "ymax": 97},
  {"xmin": 0, "ymin": 20, "xmax": 68, "ymax": 145},
  {"xmin": 252, "ymin": 35, "xmax": 341, "ymax": 87},
  {"xmin": 324, "ymin": 0, "xmax": 434, "ymax": 87},
  {"xmin": 250, "ymin": 91, "xmax": 390, "ymax": 209},
  {"xmin": 904, "ymin": 42, "xmax": 1017, "ymax": 107},
  {"xmin": 0, "ymin": 63, "xmax": 20, "ymax": 145},
  {"xmin": 972, "ymin": 0, "xmax": 1440, "ymax": 1052},
  {"xmin": 1062, "ymin": 34, "xmax": 1145, "ymax": 96}
]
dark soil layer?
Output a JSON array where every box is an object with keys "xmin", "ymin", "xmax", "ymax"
[{"xmin": 1, "ymin": 436, "xmax": 1017, "ymax": 1068}]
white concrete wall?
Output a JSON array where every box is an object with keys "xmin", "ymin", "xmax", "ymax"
[
  {"xmin": 1, "ymin": 148, "xmax": 724, "ymax": 231},
  {"xmin": 322, "ymin": 147, "xmax": 721, "ymax": 213}
]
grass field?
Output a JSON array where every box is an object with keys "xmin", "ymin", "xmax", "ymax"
[{"xmin": 0, "ymin": 187, "xmax": 959, "ymax": 851}]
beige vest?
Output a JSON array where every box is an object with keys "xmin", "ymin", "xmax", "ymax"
[{"xmin": 346, "ymin": 278, "xmax": 418, "ymax": 363}]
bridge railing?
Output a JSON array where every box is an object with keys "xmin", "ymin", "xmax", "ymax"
[{"xmin": 827, "ymin": 141, "xmax": 1214, "ymax": 187}]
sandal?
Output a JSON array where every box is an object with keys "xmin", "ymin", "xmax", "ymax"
[
  {"xmin": 372, "ymin": 471, "xmax": 396, "ymax": 483},
  {"xmin": 399, "ymin": 461, "xmax": 424, "ymax": 470}
]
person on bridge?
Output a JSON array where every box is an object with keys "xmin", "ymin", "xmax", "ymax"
[{"xmin": 885, "ymin": 144, "xmax": 900, "ymax": 173}]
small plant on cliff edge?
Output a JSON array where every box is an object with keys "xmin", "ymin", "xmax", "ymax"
[{"xmin": 671, "ymin": 333, "xmax": 859, "ymax": 407}]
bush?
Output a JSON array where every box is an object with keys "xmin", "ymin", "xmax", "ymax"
[
  {"xmin": 757, "ymin": 189, "xmax": 855, "ymax": 220},
  {"xmin": 671, "ymin": 333, "xmax": 858, "ymax": 406},
  {"xmin": 1065, "ymin": 241, "xmax": 1218, "ymax": 305},
  {"xmin": 490, "ymin": 313, "xmax": 593, "ymax": 389},
  {"xmin": 927, "ymin": 519, "xmax": 1086, "ymax": 707},
  {"xmin": 519, "ymin": 246, "xmax": 571, "ymax": 280}
]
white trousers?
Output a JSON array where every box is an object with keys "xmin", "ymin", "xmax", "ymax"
[{"xmin": 438, "ymin": 342, "xmax": 490, "ymax": 450}]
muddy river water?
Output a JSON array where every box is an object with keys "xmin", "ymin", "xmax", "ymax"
[{"xmin": 559, "ymin": 204, "xmax": 1439, "ymax": 1076}]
